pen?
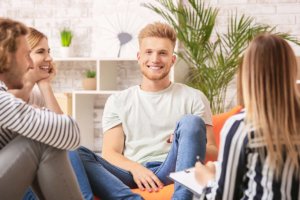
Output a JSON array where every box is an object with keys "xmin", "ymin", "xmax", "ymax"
[{"xmin": 196, "ymin": 155, "xmax": 203, "ymax": 164}]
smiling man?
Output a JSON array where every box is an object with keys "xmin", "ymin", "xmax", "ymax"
[{"xmin": 77, "ymin": 22, "xmax": 217, "ymax": 200}]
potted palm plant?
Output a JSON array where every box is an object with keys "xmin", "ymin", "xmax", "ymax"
[
  {"xmin": 82, "ymin": 69, "xmax": 96, "ymax": 90},
  {"xmin": 144, "ymin": 0, "xmax": 300, "ymax": 114},
  {"xmin": 60, "ymin": 28, "xmax": 73, "ymax": 57}
]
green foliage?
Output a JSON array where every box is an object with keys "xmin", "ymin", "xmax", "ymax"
[
  {"xmin": 144, "ymin": 0, "xmax": 300, "ymax": 114},
  {"xmin": 60, "ymin": 28, "xmax": 73, "ymax": 47},
  {"xmin": 85, "ymin": 69, "xmax": 96, "ymax": 78}
]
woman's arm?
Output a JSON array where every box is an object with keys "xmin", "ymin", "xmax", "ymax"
[
  {"xmin": 36, "ymin": 63, "xmax": 63, "ymax": 114},
  {"xmin": 37, "ymin": 80, "xmax": 63, "ymax": 114}
]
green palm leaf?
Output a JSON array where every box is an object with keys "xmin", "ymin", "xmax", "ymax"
[{"xmin": 143, "ymin": 0, "xmax": 300, "ymax": 113}]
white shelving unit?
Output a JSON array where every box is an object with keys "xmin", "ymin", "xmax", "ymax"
[
  {"xmin": 53, "ymin": 58, "xmax": 140, "ymax": 152},
  {"xmin": 53, "ymin": 57, "xmax": 187, "ymax": 152}
]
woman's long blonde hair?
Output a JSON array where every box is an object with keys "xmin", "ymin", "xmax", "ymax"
[
  {"xmin": 241, "ymin": 33, "xmax": 300, "ymax": 178},
  {"xmin": 27, "ymin": 27, "xmax": 47, "ymax": 49}
]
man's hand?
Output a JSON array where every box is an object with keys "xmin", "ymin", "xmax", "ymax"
[
  {"xmin": 166, "ymin": 133, "xmax": 174, "ymax": 143},
  {"xmin": 206, "ymin": 126, "xmax": 218, "ymax": 161},
  {"xmin": 130, "ymin": 163, "xmax": 164, "ymax": 192},
  {"xmin": 103, "ymin": 125, "xmax": 164, "ymax": 193}
]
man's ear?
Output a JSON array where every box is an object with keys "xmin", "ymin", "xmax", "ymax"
[
  {"xmin": 172, "ymin": 54, "xmax": 176, "ymax": 65},
  {"xmin": 0, "ymin": 53, "xmax": 12, "ymax": 73},
  {"xmin": 137, "ymin": 52, "xmax": 140, "ymax": 60}
]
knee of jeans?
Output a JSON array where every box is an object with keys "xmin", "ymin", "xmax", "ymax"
[
  {"xmin": 177, "ymin": 115, "xmax": 206, "ymax": 135},
  {"xmin": 76, "ymin": 146, "xmax": 95, "ymax": 161},
  {"xmin": 180, "ymin": 115, "xmax": 205, "ymax": 128},
  {"xmin": 77, "ymin": 146, "xmax": 91, "ymax": 154}
]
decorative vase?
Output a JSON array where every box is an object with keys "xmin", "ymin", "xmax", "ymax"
[
  {"xmin": 60, "ymin": 46, "xmax": 71, "ymax": 57},
  {"xmin": 82, "ymin": 78, "xmax": 96, "ymax": 90}
]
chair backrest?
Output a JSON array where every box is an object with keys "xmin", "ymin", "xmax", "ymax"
[{"xmin": 212, "ymin": 105, "xmax": 243, "ymax": 149}]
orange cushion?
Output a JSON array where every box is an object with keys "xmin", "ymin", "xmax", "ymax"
[
  {"xmin": 131, "ymin": 184, "xmax": 173, "ymax": 200},
  {"xmin": 211, "ymin": 105, "xmax": 243, "ymax": 149},
  {"xmin": 94, "ymin": 185, "xmax": 173, "ymax": 200}
]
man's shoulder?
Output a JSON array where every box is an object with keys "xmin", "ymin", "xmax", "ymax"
[
  {"xmin": 0, "ymin": 88, "xmax": 11, "ymax": 98},
  {"xmin": 109, "ymin": 85, "xmax": 139, "ymax": 100},
  {"xmin": 172, "ymin": 83, "xmax": 205, "ymax": 96},
  {"xmin": 0, "ymin": 88, "xmax": 24, "ymax": 110}
]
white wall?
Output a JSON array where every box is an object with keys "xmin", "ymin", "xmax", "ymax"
[
  {"xmin": 1, "ymin": 0, "xmax": 299, "ymax": 57},
  {"xmin": 1, "ymin": 0, "xmax": 299, "ymax": 110},
  {"xmin": 0, "ymin": 0, "xmax": 300, "ymax": 57},
  {"xmin": 0, "ymin": 0, "xmax": 164, "ymax": 58},
  {"xmin": 211, "ymin": 0, "xmax": 300, "ymax": 55}
]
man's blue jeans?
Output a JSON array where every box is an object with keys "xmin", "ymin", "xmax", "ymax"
[{"xmin": 78, "ymin": 115, "xmax": 207, "ymax": 200}]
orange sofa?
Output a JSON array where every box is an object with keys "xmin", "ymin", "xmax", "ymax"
[{"xmin": 95, "ymin": 106, "xmax": 242, "ymax": 200}]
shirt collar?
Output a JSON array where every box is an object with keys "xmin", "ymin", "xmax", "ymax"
[{"xmin": 0, "ymin": 80, "xmax": 8, "ymax": 91}]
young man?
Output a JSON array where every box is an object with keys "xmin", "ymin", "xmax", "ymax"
[
  {"xmin": 78, "ymin": 22, "xmax": 217, "ymax": 200},
  {"xmin": 0, "ymin": 18, "xmax": 83, "ymax": 200}
]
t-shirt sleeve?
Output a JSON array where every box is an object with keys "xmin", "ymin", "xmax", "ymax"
[
  {"xmin": 102, "ymin": 94, "xmax": 122, "ymax": 133},
  {"xmin": 192, "ymin": 91, "xmax": 213, "ymax": 126}
]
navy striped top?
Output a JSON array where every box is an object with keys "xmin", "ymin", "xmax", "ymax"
[
  {"xmin": 208, "ymin": 111, "xmax": 300, "ymax": 200},
  {"xmin": 0, "ymin": 81, "xmax": 80, "ymax": 150}
]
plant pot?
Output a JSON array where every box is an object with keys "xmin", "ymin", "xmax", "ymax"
[
  {"xmin": 82, "ymin": 78, "xmax": 96, "ymax": 90},
  {"xmin": 60, "ymin": 47, "xmax": 71, "ymax": 57}
]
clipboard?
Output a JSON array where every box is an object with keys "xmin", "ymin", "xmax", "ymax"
[{"xmin": 168, "ymin": 167, "xmax": 204, "ymax": 197}]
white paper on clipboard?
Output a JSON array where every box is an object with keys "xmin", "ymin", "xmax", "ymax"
[{"xmin": 169, "ymin": 167, "xmax": 204, "ymax": 197}]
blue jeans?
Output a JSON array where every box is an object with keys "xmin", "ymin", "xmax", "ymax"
[
  {"xmin": 22, "ymin": 151, "xmax": 93, "ymax": 200},
  {"xmin": 78, "ymin": 115, "xmax": 206, "ymax": 200}
]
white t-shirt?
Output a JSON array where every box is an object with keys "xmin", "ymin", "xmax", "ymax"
[{"xmin": 102, "ymin": 83, "xmax": 212, "ymax": 164}]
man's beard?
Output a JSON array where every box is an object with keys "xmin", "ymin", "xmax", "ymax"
[
  {"xmin": 141, "ymin": 68, "xmax": 169, "ymax": 81},
  {"xmin": 5, "ymin": 56, "xmax": 25, "ymax": 89}
]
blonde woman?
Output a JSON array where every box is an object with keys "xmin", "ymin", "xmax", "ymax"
[
  {"xmin": 9, "ymin": 27, "xmax": 59, "ymax": 110},
  {"xmin": 9, "ymin": 27, "xmax": 93, "ymax": 200},
  {"xmin": 195, "ymin": 34, "xmax": 300, "ymax": 199}
]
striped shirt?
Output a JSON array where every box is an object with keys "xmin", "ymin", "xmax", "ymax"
[
  {"xmin": 0, "ymin": 81, "xmax": 80, "ymax": 150},
  {"xmin": 208, "ymin": 111, "xmax": 300, "ymax": 200}
]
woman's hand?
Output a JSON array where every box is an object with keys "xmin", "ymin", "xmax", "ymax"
[
  {"xmin": 24, "ymin": 63, "xmax": 50, "ymax": 85},
  {"xmin": 194, "ymin": 161, "xmax": 216, "ymax": 186},
  {"xmin": 37, "ymin": 62, "xmax": 57, "ymax": 85},
  {"xmin": 47, "ymin": 62, "xmax": 57, "ymax": 82}
]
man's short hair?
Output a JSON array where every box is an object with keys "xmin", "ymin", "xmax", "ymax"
[
  {"xmin": 0, "ymin": 18, "xmax": 28, "ymax": 73},
  {"xmin": 138, "ymin": 22, "xmax": 177, "ymax": 49}
]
